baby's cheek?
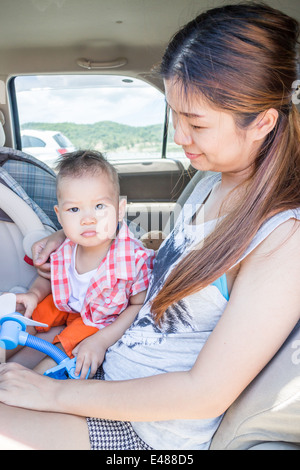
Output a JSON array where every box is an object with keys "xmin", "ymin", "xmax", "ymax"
[{"xmin": 96, "ymin": 216, "xmax": 117, "ymax": 240}]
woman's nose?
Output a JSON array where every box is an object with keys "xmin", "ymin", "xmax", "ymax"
[{"xmin": 173, "ymin": 120, "xmax": 193, "ymax": 146}]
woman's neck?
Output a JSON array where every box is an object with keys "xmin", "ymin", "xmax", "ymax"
[{"xmin": 203, "ymin": 171, "xmax": 249, "ymax": 222}]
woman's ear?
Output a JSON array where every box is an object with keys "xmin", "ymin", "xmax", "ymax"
[{"xmin": 253, "ymin": 108, "xmax": 279, "ymax": 141}]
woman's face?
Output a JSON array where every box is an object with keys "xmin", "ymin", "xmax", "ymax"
[{"xmin": 165, "ymin": 78, "xmax": 261, "ymax": 177}]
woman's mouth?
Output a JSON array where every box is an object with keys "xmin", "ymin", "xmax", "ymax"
[{"xmin": 184, "ymin": 151, "xmax": 204, "ymax": 160}]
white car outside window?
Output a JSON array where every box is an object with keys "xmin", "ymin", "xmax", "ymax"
[
  {"xmin": 15, "ymin": 74, "xmax": 185, "ymax": 169},
  {"xmin": 21, "ymin": 129, "xmax": 75, "ymax": 167}
]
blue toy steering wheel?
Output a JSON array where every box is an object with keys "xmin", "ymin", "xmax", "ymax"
[{"xmin": 0, "ymin": 294, "xmax": 89, "ymax": 380}]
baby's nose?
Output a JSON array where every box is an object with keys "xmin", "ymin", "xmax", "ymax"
[{"xmin": 81, "ymin": 212, "xmax": 96, "ymax": 224}]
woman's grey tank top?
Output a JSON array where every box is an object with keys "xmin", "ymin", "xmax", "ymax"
[{"xmin": 103, "ymin": 173, "xmax": 300, "ymax": 450}]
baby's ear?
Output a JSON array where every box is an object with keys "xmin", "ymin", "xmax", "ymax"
[
  {"xmin": 118, "ymin": 197, "xmax": 127, "ymax": 221},
  {"xmin": 54, "ymin": 205, "xmax": 61, "ymax": 224}
]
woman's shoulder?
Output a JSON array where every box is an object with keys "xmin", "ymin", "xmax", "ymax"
[
  {"xmin": 254, "ymin": 216, "xmax": 300, "ymax": 254},
  {"xmin": 235, "ymin": 217, "xmax": 300, "ymax": 302},
  {"xmin": 235, "ymin": 208, "xmax": 300, "ymax": 268}
]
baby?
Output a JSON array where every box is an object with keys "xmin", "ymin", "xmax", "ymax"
[{"xmin": 16, "ymin": 150, "xmax": 155, "ymax": 378}]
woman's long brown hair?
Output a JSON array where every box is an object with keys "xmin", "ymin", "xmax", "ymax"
[{"xmin": 151, "ymin": 2, "xmax": 300, "ymax": 323}]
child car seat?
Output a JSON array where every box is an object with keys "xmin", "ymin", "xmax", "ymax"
[
  {"xmin": 0, "ymin": 122, "xmax": 58, "ymax": 294},
  {"xmin": 0, "ymin": 147, "xmax": 60, "ymax": 230}
]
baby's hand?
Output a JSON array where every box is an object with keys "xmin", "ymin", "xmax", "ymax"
[
  {"xmin": 72, "ymin": 334, "xmax": 106, "ymax": 380},
  {"xmin": 15, "ymin": 292, "xmax": 39, "ymax": 318}
]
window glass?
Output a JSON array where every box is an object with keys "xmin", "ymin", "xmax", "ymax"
[
  {"xmin": 166, "ymin": 110, "xmax": 185, "ymax": 162},
  {"xmin": 20, "ymin": 134, "xmax": 30, "ymax": 148},
  {"xmin": 53, "ymin": 133, "xmax": 73, "ymax": 148},
  {"xmin": 23, "ymin": 136, "xmax": 46, "ymax": 148},
  {"xmin": 14, "ymin": 75, "xmax": 166, "ymax": 168}
]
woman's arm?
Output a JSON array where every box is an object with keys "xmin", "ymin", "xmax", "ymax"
[
  {"xmin": 32, "ymin": 230, "xmax": 66, "ymax": 279},
  {"xmin": 1, "ymin": 220, "xmax": 300, "ymax": 422}
]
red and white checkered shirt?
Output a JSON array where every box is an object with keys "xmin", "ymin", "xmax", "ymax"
[{"xmin": 50, "ymin": 222, "xmax": 155, "ymax": 329}]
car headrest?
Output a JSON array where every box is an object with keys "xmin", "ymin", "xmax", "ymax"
[{"xmin": 0, "ymin": 111, "xmax": 5, "ymax": 147}]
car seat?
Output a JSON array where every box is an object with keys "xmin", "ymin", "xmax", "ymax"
[
  {"xmin": 0, "ymin": 117, "xmax": 57, "ymax": 294},
  {"xmin": 210, "ymin": 320, "xmax": 300, "ymax": 450}
]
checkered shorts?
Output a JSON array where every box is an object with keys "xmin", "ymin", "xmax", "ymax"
[
  {"xmin": 86, "ymin": 368, "xmax": 152, "ymax": 450},
  {"xmin": 87, "ymin": 418, "xmax": 152, "ymax": 450}
]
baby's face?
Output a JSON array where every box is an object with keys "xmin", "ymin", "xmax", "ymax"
[{"xmin": 54, "ymin": 171, "xmax": 125, "ymax": 248}]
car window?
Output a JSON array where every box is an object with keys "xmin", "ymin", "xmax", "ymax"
[
  {"xmin": 53, "ymin": 133, "xmax": 73, "ymax": 148},
  {"xmin": 13, "ymin": 74, "xmax": 168, "ymax": 168},
  {"xmin": 21, "ymin": 135, "xmax": 46, "ymax": 148},
  {"xmin": 165, "ymin": 109, "xmax": 185, "ymax": 162}
]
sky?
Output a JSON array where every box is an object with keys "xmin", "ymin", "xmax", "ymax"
[{"xmin": 15, "ymin": 74, "xmax": 166, "ymax": 127}]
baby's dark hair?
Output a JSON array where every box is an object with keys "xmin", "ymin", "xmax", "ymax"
[{"xmin": 55, "ymin": 150, "xmax": 120, "ymax": 196}]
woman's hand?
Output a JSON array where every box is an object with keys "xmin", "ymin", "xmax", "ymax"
[
  {"xmin": 32, "ymin": 230, "xmax": 66, "ymax": 279},
  {"xmin": 0, "ymin": 363, "xmax": 60, "ymax": 412}
]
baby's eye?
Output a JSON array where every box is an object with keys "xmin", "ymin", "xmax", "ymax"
[
  {"xmin": 68, "ymin": 207, "xmax": 79, "ymax": 213},
  {"xmin": 96, "ymin": 203, "xmax": 105, "ymax": 210}
]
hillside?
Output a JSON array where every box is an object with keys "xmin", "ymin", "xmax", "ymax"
[{"xmin": 21, "ymin": 121, "xmax": 164, "ymax": 153}]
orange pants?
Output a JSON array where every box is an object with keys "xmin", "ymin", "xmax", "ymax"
[{"xmin": 32, "ymin": 294, "xmax": 98, "ymax": 357}]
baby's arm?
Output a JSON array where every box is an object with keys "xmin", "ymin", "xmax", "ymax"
[
  {"xmin": 73, "ymin": 290, "xmax": 146, "ymax": 379},
  {"xmin": 15, "ymin": 276, "xmax": 51, "ymax": 318},
  {"xmin": 99, "ymin": 290, "xmax": 146, "ymax": 347}
]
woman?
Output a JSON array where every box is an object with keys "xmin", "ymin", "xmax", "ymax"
[{"xmin": 0, "ymin": 2, "xmax": 300, "ymax": 450}]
